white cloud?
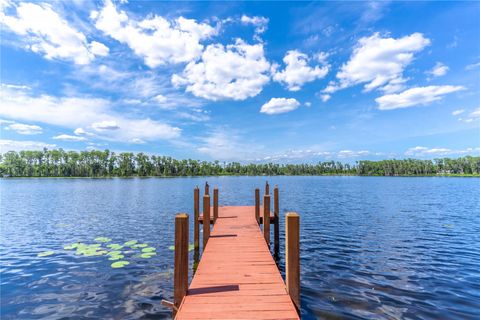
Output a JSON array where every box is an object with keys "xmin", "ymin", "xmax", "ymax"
[
  {"xmin": 53, "ymin": 134, "xmax": 87, "ymax": 142},
  {"xmin": 325, "ymin": 32, "xmax": 430, "ymax": 94},
  {"xmin": 452, "ymin": 109, "xmax": 465, "ymax": 116},
  {"xmin": 375, "ymin": 85, "xmax": 465, "ymax": 110},
  {"xmin": 305, "ymin": 102, "xmax": 312, "ymax": 107},
  {"xmin": 273, "ymin": 50, "xmax": 329, "ymax": 91},
  {"xmin": 0, "ymin": 85, "xmax": 181, "ymax": 143},
  {"xmin": 320, "ymin": 94, "xmax": 331, "ymax": 102},
  {"xmin": 240, "ymin": 15, "xmax": 268, "ymax": 39},
  {"xmin": 92, "ymin": 0, "xmax": 217, "ymax": 67},
  {"xmin": 260, "ymin": 98, "xmax": 300, "ymax": 115},
  {"xmin": 0, "ymin": 139, "xmax": 56, "ymax": 152},
  {"xmin": 337, "ymin": 150, "xmax": 370, "ymax": 158},
  {"xmin": 4, "ymin": 122, "xmax": 42, "ymax": 135},
  {"xmin": 460, "ymin": 107, "xmax": 480, "ymax": 123},
  {"xmin": 405, "ymin": 146, "xmax": 480, "ymax": 157},
  {"xmin": 172, "ymin": 39, "xmax": 270, "ymax": 101},
  {"xmin": 465, "ymin": 62, "xmax": 480, "ymax": 71},
  {"xmin": 427, "ymin": 62, "xmax": 449, "ymax": 77},
  {"xmin": 1, "ymin": 2, "xmax": 108, "ymax": 64},
  {"xmin": 91, "ymin": 120, "xmax": 119, "ymax": 131}
]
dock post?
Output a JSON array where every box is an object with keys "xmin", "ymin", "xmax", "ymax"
[
  {"xmin": 265, "ymin": 181, "xmax": 270, "ymax": 195},
  {"xmin": 286, "ymin": 212, "xmax": 300, "ymax": 309},
  {"xmin": 174, "ymin": 213, "xmax": 189, "ymax": 317},
  {"xmin": 263, "ymin": 194, "xmax": 271, "ymax": 245},
  {"xmin": 255, "ymin": 188, "xmax": 260, "ymax": 223},
  {"xmin": 213, "ymin": 187, "xmax": 218, "ymax": 223},
  {"xmin": 205, "ymin": 182, "xmax": 209, "ymax": 195},
  {"xmin": 203, "ymin": 194, "xmax": 210, "ymax": 250},
  {"xmin": 274, "ymin": 186, "xmax": 280, "ymax": 256},
  {"xmin": 194, "ymin": 186, "xmax": 200, "ymax": 251}
]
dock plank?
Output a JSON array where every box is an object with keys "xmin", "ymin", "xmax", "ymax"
[{"xmin": 175, "ymin": 206, "xmax": 299, "ymax": 320}]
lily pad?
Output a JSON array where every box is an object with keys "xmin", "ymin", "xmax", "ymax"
[
  {"xmin": 124, "ymin": 240, "xmax": 138, "ymax": 246},
  {"xmin": 168, "ymin": 245, "xmax": 175, "ymax": 251},
  {"xmin": 107, "ymin": 250, "xmax": 122, "ymax": 256},
  {"xmin": 108, "ymin": 254, "xmax": 125, "ymax": 261},
  {"xmin": 107, "ymin": 244, "xmax": 123, "ymax": 250},
  {"xmin": 37, "ymin": 251, "xmax": 54, "ymax": 257},
  {"xmin": 140, "ymin": 252, "xmax": 156, "ymax": 258},
  {"xmin": 64, "ymin": 243, "xmax": 78, "ymax": 250},
  {"xmin": 188, "ymin": 244, "xmax": 195, "ymax": 252},
  {"xmin": 142, "ymin": 247, "xmax": 156, "ymax": 253},
  {"xmin": 111, "ymin": 261, "xmax": 129, "ymax": 268},
  {"xmin": 95, "ymin": 237, "xmax": 111, "ymax": 243},
  {"xmin": 136, "ymin": 243, "xmax": 148, "ymax": 248}
]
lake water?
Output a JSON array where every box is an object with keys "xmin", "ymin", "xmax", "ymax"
[{"xmin": 1, "ymin": 176, "xmax": 479, "ymax": 319}]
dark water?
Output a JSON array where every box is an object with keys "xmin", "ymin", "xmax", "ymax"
[{"xmin": 1, "ymin": 177, "xmax": 479, "ymax": 319}]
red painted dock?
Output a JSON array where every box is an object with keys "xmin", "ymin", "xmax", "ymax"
[{"xmin": 175, "ymin": 205, "xmax": 299, "ymax": 320}]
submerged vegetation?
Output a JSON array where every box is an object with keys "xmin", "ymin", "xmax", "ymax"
[{"xmin": 1, "ymin": 149, "xmax": 479, "ymax": 177}]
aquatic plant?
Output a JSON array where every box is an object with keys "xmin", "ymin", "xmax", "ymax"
[
  {"xmin": 37, "ymin": 251, "xmax": 54, "ymax": 257},
  {"xmin": 111, "ymin": 261, "xmax": 129, "ymax": 268},
  {"xmin": 37, "ymin": 237, "xmax": 158, "ymax": 268}
]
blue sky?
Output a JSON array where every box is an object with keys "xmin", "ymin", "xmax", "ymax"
[{"xmin": 0, "ymin": 0, "xmax": 479, "ymax": 162}]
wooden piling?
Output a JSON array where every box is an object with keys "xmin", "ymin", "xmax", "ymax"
[
  {"xmin": 255, "ymin": 188, "xmax": 260, "ymax": 223},
  {"xmin": 263, "ymin": 194, "xmax": 271, "ymax": 245},
  {"xmin": 286, "ymin": 212, "xmax": 300, "ymax": 309},
  {"xmin": 203, "ymin": 195, "xmax": 210, "ymax": 249},
  {"xmin": 213, "ymin": 188, "xmax": 218, "ymax": 223},
  {"xmin": 174, "ymin": 213, "xmax": 189, "ymax": 317},
  {"xmin": 274, "ymin": 186, "xmax": 279, "ymax": 255},
  {"xmin": 194, "ymin": 187, "xmax": 200, "ymax": 250},
  {"xmin": 265, "ymin": 181, "xmax": 270, "ymax": 195},
  {"xmin": 205, "ymin": 182, "xmax": 209, "ymax": 195}
]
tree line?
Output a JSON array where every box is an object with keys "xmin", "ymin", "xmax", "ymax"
[{"xmin": 0, "ymin": 149, "xmax": 478, "ymax": 177}]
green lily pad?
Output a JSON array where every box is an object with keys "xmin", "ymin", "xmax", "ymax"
[
  {"xmin": 142, "ymin": 247, "xmax": 156, "ymax": 253},
  {"xmin": 111, "ymin": 261, "xmax": 129, "ymax": 268},
  {"xmin": 64, "ymin": 243, "xmax": 78, "ymax": 250},
  {"xmin": 188, "ymin": 244, "xmax": 195, "ymax": 252},
  {"xmin": 124, "ymin": 240, "xmax": 138, "ymax": 246},
  {"xmin": 37, "ymin": 251, "xmax": 54, "ymax": 257},
  {"xmin": 108, "ymin": 254, "xmax": 125, "ymax": 261},
  {"xmin": 168, "ymin": 245, "xmax": 175, "ymax": 251},
  {"xmin": 136, "ymin": 243, "xmax": 148, "ymax": 248},
  {"xmin": 140, "ymin": 252, "xmax": 157, "ymax": 258},
  {"xmin": 95, "ymin": 237, "xmax": 111, "ymax": 243},
  {"xmin": 107, "ymin": 244, "xmax": 123, "ymax": 250},
  {"xmin": 107, "ymin": 250, "xmax": 122, "ymax": 256}
]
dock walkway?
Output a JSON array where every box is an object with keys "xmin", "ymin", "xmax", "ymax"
[{"xmin": 176, "ymin": 205, "xmax": 299, "ymax": 319}]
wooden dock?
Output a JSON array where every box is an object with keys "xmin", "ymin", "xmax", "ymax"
[{"xmin": 165, "ymin": 183, "xmax": 301, "ymax": 320}]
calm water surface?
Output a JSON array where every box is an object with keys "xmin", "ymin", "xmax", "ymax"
[{"xmin": 1, "ymin": 177, "xmax": 479, "ymax": 319}]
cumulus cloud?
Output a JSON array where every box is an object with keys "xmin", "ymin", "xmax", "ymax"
[
  {"xmin": 240, "ymin": 15, "xmax": 268, "ymax": 40},
  {"xmin": 273, "ymin": 50, "xmax": 329, "ymax": 91},
  {"xmin": 53, "ymin": 134, "xmax": 87, "ymax": 142},
  {"xmin": 324, "ymin": 32, "xmax": 430, "ymax": 94},
  {"xmin": 260, "ymin": 98, "xmax": 300, "ymax": 115},
  {"xmin": 0, "ymin": 85, "xmax": 181, "ymax": 143},
  {"xmin": 460, "ymin": 107, "xmax": 480, "ymax": 123},
  {"xmin": 452, "ymin": 109, "xmax": 465, "ymax": 116},
  {"xmin": 427, "ymin": 62, "xmax": 449, "ymax": 77},
  {"xmin": 92, "ymin": 0, "xmax": 217, "ymax": 67},
  {"xmin": 375, "ymin": 85, "xmax": 465, "ymax": 110},
  {"xmin": 1, "ymin": 2, "xmax": 108, "ymax": 64},
  {"xmin": 172, "ymin": 39, "xmax": 270, "ymax": 101},
  {"xmin": 3, "ymin": 122, "xmax": 42, "ymax": 135},
  {"xmin": 0, "ymin": 139, "xmax": 56, "ymax": 152}
]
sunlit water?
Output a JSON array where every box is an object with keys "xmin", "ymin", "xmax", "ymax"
[{"xmin": 1, "ymin": 176, "xmax": 479, "ymax": 319}]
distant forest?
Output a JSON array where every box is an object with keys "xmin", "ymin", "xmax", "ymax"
[{"xmin": 0, "ymin": 149, "xmax": 479, "ymax": 177}]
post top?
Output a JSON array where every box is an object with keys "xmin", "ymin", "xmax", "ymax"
[
  {"xmin": 286, "ymin": 212, "xmax": 299, "ymax": 218},
  {"xmin": 176, "ymin": 213, "xmax": 189, "ymax": 219}
]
